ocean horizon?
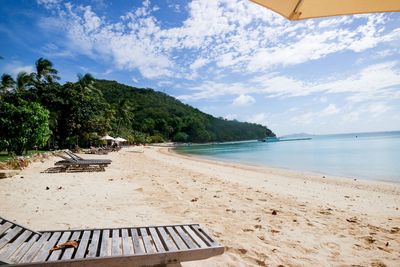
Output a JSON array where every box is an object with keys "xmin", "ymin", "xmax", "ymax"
[{"xmin": 175, "ymin": 131, "xmax": 400, "ymax": 183}]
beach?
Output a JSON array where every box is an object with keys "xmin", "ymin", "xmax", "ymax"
[{"xmin": 0, "ymin": 147, "xmax": 399, "ymax": 266}]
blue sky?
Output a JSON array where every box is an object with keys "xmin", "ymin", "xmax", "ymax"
[{"xmin": 1, "ymin": 0, "xmax": 400, "ymax": 136}]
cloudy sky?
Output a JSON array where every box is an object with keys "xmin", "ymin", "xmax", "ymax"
[{"xmin": 1, "ymin": 0, "xmax": 400, "ymax": 135}]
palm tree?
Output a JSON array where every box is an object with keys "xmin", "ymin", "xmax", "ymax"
[
  {"xmin": 1, "ymin": 74, "xmax": 15, "ymax": 91},
  {"xmin": 16, "ymin": 71, "xmax": 33, "ymax": 93},
  {"xmin": 76, "ymin": 73, "xmax": 102, "ymax": 95},
  {"xmin": 34, "ymin": 57, "xmax": 59, "ymax": 83}
]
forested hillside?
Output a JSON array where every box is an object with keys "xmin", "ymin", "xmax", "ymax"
[
  {"xmin": 0, "ymin": 58, "xmax": 274, "ymax": 154},
  {"xmin": 95, "ymin": 80, "xmax": 275, "ymax": 143}
]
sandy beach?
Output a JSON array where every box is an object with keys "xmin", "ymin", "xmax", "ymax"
[{"xmin": 0, "ymin": 146, "xmax": 399, "ymax": 266}]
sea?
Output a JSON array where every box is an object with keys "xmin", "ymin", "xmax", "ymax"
[{"xmin": 174, "ymin": 131, "xmax": 400, "ymax": 183}]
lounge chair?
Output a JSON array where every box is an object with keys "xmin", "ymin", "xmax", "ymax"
[
  {"xmin": 54, "ymin": 152, "xmax": 111, "ymax": 171},
  {"xmin": 0, "ymin": 216, "xmax": 224, "ymax": 266},
  {"xmin": 64, "ymin": 150, "xmax": 111, "ymax": 164}
]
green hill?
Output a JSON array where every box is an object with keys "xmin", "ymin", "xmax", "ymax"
[
  {"xmin": 1, "ymin": 57, "xmax": 275, "ymax": 152},
  {"xmin": 95, "ymin": 79, "xmax": 275, "ymax": 143}
]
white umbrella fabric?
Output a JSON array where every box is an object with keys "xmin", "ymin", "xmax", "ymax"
[
  {"xmin": 101, "ymin": 135, "xmax": 115, "ymax": 141},
  {"xmin": 250, "ymin": 0, "xmax": 400, "ymax": 20},
  {"xmin": 115, "ymin": 137, "xmax": 127, "ymax": 142}
]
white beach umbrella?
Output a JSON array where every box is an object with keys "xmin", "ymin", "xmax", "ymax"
[
  {"xmin": 101, "ymin": 134, "xmax": 115, "ymax": 141},
  {"xmin": 115, "ymin": 137, "xmax": 127, "ymax": 142},
  {"xmin": 250, "ymin": 0, "xmax": 400, "ymax": 20}
]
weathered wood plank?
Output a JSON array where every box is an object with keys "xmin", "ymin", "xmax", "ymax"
[
  {"xmin": 0, "ymin": 222, "xmax": 12, "ymax": 236},
  {"xmin": 140, "ymin": 228, "xmax": 154, "ymax": 254},
  {"xmin": 121, "ymin": 228, "xmax": 132, "ymax": 255},
  {"xmin": 99, "ymin": 229, "xmax": 109, "ymax": 257},
  {"xmin": 192, "ymin": 225, "xmax": 216, "ymax": 245},
  {"xmin": 47, "ymin": 231, "xmax": 71, "ymax": 261},
  {"xmin": 19, "ymin": 233, "xmax": 50, "ymax": 263},
  {"xmin": 61, "ymin": 231, "xmax": 81, "ymax": 260},
  {"xmin": 111, "ymin": 229, "xmax": 121, "ymax": 256},
  {"xmin": 183, "ymin": 225, "xmax": 207, "ymax": 248},
  {"xmin": 131, "ymin": 228, "xmax": 143, "ymax": 255},
  {"xmin": 0, "ymin": 230, "xmax": 32, "ymax": 260},
  {"xmin": 157, "ymin": 227, "xmax": 176, "ymax": 252},
  {"xmin": 9, "ymin": 233, "xmax": 39, "ymax": 263},
  {"xmin": 148, "ymin": 227, "xmax": 165, "ymax": 253},
  {"xmin": 175, "ymin": 226, "xmax": 197, "ymax": 249},
  {"xmin": 74, "ymin": 230, "xmax": 90, "ymax": 259},
  {"xmin": 33, "ymin": 232, "xmax": 61, "ymax": 262},
  {"xmin": 87, "ymin": 230, "xmax": 100, "ymax": 258},
  {"xmin": 166, "ymin": 226, "xmax": 187, "ymax": 250},
  {"xmin": 0, "ymin": 226, "xmax": 22, "ymax": 249}
]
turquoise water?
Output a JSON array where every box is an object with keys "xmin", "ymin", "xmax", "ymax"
[{"xmin": 175, "ymin": 131, "xmax": 400, "ymax": 182}]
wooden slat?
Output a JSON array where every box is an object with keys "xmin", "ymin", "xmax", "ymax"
[
  {"xmin": 166, "ymin": 226, "xmax": 187, "ymax": 250},
  {"xmin": 0, "ymin": 222, "xmax": 13, "ymax": 236},
  {"xmin": 33, "ymin": 232, "xmax": 61, "ymax": 262},
  {"xmin": 157, "ymin": 227, "xmax": 176, "ymax": 252},
  {"xmin": 9, "ymin": 234, "xmax": 40, "ymax": 263},
  {"xmin": 99, "ymin": 230, "xmax": 109, "ymax": 257},
  {"xmin": 183, "ymin": 225, "xmax": 207, "ymax": 248},
  {"xmin": 111, "ymin": 229, "xmax": 121, "ymax": 256},
  {"xmin": 131, "ymin": 228, "xmax": 143, "ymax": 255},
  {"xmin": 47, "ymin": 231, "xmax": 71, "ymax": 261},
  {"xmin": 19, "ymin": 233, "xmax": 50, "ymax": 263},
  {"xmin": 121, "ymin": 229, "xmax": 132, "ymax": 255},
  {"xmin": 0, "ymin": 226, "xmax": 22, "ymax": 249},
  {"xmin": 0, "ymin": 230, "xmax": 32, "ymax": 260},
  {"xmin": 140, "ymin": 228, "xmax": 154, "ymax": 254},
  {"xmin": 148, "ymin": 227, "xmax": 165, "ymax": 252},
  {"xmin": 61, "ymin": 231, "xmax": 81, "ymax": 260},
  {"xmin": 74, "ymin": 230, "xmax": 90, "ymax": 259},
  {"xmin": 87, "ymin": 230, "xmax": 100, "ymax": 258},
  {"xmin": 175, "ymin": 226, "xmax": 197, "ymax": 249},
  {"xmin": 192, "ymin": 225, "xmax": 216, "ymax": 245}
]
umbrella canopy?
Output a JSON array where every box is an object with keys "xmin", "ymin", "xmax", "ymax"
[
  {"xmin": 250, "ymin": 0, "xmax": 400, "ymax": 20},
  {"xmin": 115, "ymin": 137, "xmax": 127, "ymax": 142},
  {"xmin": 101, "ymin": 134, "xmax": 115, "ymax": 141}
]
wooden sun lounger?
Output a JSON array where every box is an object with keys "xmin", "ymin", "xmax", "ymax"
[
  {"xmin": 64, "ymin": 150, "xmax": 112, "ymax": 164},
  {"xmin": 54, "ymin": 153, "xmax": 111, "ymax": 171},
  {"xmin": 0, "ymin": 217, "xmax": 224, "ymax": 267}
]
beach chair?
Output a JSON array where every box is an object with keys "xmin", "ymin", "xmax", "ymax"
[
  {"xmin": 54, "ymin": 152, "xmax": 111, "ymax": 171},
  {"xmin": 0, "ymin": 216, "xmax": 224, "ymax": 266},
  {"xmin": 64, "ymin": 150, "xmax": 111, "ymax": 164}
]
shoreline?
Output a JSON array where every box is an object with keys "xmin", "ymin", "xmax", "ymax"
[
  {"xmin": 172, "ymin": 146, "xmax": 400, "ymax": 184},
  {"xmin": 170, "ymin": 146, "xmax": 400, "ymax": 186},
  {"xmin": 0, "ymin": 146, "xmax": 399, "ymax": 266}
]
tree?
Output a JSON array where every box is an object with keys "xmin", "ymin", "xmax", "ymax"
[
  {"xmin": 34, "ymin": 57, "xmax": 59, "ymax": 83},
  {"xmin": 0, "ymin": 100, "xmax": 51, "ymax": 155},
  {"xmin": 0, "ymin": 74, "xmax": 15, "ymax": 97},
  {"xmin": 15, "ymin": 71, "xmax": 33, "ymax": 93}
]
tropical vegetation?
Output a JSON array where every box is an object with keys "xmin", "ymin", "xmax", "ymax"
[{"xmin": 0, "ymin": 58, "xmax": 275, "ymax": 155}]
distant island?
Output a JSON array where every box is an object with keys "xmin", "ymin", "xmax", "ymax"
[{"xmin": 0, "ymin": 58, "xmax": 275, "ymax": 155}]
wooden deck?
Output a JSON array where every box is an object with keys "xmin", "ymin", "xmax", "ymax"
[{"xmin": 0, "ymin": 218, "xmax": 224, "ymax": 266}]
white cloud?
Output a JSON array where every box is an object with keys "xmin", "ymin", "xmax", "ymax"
[
  {"xmin": 190, "ymin": 58, "xmax": 208, "ymax": 70},
  {"xmin": 291, "ymin": 104, "xmax": 340, "ymax": 125},
  {"xmin": 321, "ymin": 104, "xmax": 340, "ymax": 116},
  {"xmin": 367, "ymin": 103, "xmax": 390, "ymax": 117},
  {"xmin": 38, "ymin": 1, "xmax": 400, "ymax": 80},
  {"xmin": 248, "ymin": 112, "xmax": 269, "ymax": 124},
  {"xmin": 37, "ymin": 0, "xmax": 61, "ymax": 9},
  {"xmin": 2, "ymin": 62, "xmax": 34, "ymax": 76},
  {"xmin": 232, "ymin": 94, "xmax": 256, "ymax": 107}
]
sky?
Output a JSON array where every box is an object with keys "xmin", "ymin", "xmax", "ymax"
[{"xmin": 1, "ymin": 0, "xmax": 400, "ymax": 136}]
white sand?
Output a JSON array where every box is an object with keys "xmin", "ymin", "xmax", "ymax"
[{"xmin": 0, "ymin": 146, "xmax": 399, "ymax": 266}]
